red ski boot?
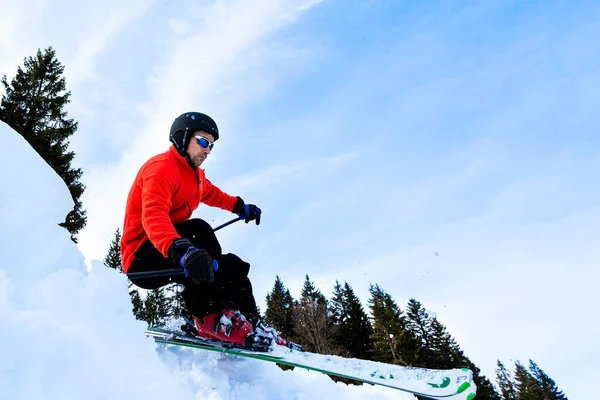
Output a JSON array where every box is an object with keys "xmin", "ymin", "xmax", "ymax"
[{"xmin": 192, "ymin": 310, "xmax": 253, "ymax": 346}]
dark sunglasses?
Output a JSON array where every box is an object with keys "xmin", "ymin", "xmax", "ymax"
[{"xmin": 195, "ymin": 136, "xmax": 215, "ymax": 150}]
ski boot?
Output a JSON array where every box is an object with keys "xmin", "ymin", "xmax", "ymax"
[{"xmin": 191, "ymin": 309, "xmax": 253, "ymax": 346}]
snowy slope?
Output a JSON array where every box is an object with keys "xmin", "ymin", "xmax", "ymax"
[{"xmin": 0, "ymin": 122, "xmax": 409, "ymax": 399}]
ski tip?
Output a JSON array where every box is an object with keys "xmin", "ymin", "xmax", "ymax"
[{"xmin": 457, "ymin": 382, "xmax": 471, "ymax": 394}]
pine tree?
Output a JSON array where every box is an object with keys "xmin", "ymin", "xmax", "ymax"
[
  {"xmin": 293, "ymin": 275, "xmax": 339, "ymax": 354},
  {"xmin": 367, "ymin": 284, "xmax": 418, "ymax": 365},
  {"xmin": 428, "ymin": 317, "xmax": 462, "ymax": 369},
  {"xmin": 164, "ymin": 283, "xmax": 184, "ymax": 319},
  {"xmin": 330, "ymin": 281, "xmax": 348, "ymax": 353},
  {"xmin": 130, "ymin": 289, "xmax": 144, "ymax": 320},
  {"xmin": 431, "ymin": 305, "xmax": 500, "ymax": 398},
  {"xmin": 368, "ymin": 284, "xmax": 399, "ymax": 364},
  {"xmin": 514, "ymin": 360, "xmax": 543, "ymax": 400},
  {"xmin": 104, "ymin": 229, "xmax": 123, "ymax": 272},
  {"xmin": 265, "ymin": 276, "xmax": 295, "ymax": 337},
  {"xmin": 528, "ymin": 360, "xmax": 568, "ymax": 399},
  {"xmin": 1, "ymin": 47, "xmax": 86, "ymax": 242},
  {"xmin": 496, "ymin": 360, "xmax": 517, "ymax": 400},
  {"xmin": 141, "ymin": 288, "xmax": 171, "ymax": 326},
  {"xmin": 404, "ymin": 299, "xmax": 500, "ymax": 399},
  {"xmin": 330, "ymin": 281, "xmax": 373, "ymax": 360},
  {"xmin": 404, "ymin": 298, "xmax": 437, "ymax": 367}
]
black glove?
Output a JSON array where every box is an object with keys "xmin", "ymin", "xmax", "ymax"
[
  {"xmin": 168, "ymin": 238, "xmax": 217, "ymax": 284},
  {"xmin": 233, "ymin": 197, "xmax": 262, "ymax": 225}
]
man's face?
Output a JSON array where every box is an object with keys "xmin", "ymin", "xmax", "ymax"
[{"xmin": 186, "ymin": 131, "xmax": 215, "ymax": 167}]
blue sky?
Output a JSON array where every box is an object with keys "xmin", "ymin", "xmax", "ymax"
[{"xmin": 2, "ymin": 1, "xmax": 600, "ymax": 398}]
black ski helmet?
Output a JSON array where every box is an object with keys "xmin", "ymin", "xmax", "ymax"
[{"xmin": 169, "ymin": 112, "xmax": 219, "ymax": 155}]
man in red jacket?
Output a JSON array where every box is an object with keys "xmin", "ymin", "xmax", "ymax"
[{"xmin": 121, "ymin": 112, "xmax": 278, "ymax": 348}]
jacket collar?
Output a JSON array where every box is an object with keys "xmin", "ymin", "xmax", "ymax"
[
  {"xmin": 169, "ymin": 145, "xmax": 202, "ymax": 185},
  {"xmin": 169, "ymin": 145, "xmax": 197, "ymax": 171}
]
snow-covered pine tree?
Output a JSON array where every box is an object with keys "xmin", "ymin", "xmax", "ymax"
[{"xmin": 1, "ymin": 47, "xmax": 86, "ymax": 242}]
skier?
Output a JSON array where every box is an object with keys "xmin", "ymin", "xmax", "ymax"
[{"xmin": 121, "ymin": 111, "xmax": 284, "ymax": 349}]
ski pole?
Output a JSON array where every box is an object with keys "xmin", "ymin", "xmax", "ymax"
[
  {"xmin": 126, "ymin": 268, "xmax": 186, "ymax": 279},
  {"xmin": 212, "ymin": 216, "xmax": 242, "ymax": 232},
  {"xmin": 125, "ymin": 216, "xmax": 243, "ymax": 280}
]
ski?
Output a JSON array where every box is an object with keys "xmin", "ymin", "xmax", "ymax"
[{"xmin": 146, "ymin": 326, "xmax": 477, "ymax": 400}]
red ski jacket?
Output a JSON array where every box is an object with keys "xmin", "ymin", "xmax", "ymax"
[{"xmin": 121, "ymin": 145, "xmax": 238, "ymax": 272}]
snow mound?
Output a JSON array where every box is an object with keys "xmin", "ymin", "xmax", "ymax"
[{"xmin": 0, "ymin": 122, "xmax": 408, "ymax": 399}]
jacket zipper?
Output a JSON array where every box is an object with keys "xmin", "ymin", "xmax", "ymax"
[
  {"xmin": 185, "ymin": 200, "xmax": 192, "ymax": 219},
  {"xmin": 183, "ymin": 154, "xmax": 200, "ymax": 218},
  {"xmin": 187, "ymin": 168, "xmax": 199, "ymax": 219}
]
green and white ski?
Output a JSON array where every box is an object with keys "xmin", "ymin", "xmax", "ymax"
[{"xmin": 146, "ymin": 327, "xmax": 476, "ymax": 400}]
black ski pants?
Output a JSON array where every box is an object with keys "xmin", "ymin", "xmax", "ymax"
[{"xmin": 127, "ymin": 218, "xmax": 259, "ymax": 323}]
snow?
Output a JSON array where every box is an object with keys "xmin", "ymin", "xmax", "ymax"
[{"xmin": 0, "ymin": 121, "xmax": 409, "ymax": 399}]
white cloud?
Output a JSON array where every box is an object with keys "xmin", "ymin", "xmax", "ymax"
[
  {"xmin": 67, "ymin": 0, "xmax": 155, "ymax": 86},
  {"xmin": 0, "ymin": 0, "xmax": 45, "ymax": 79}
]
